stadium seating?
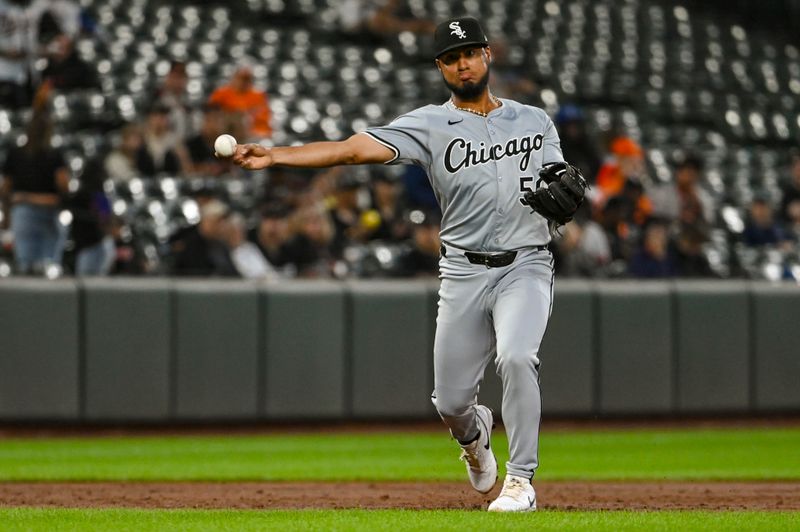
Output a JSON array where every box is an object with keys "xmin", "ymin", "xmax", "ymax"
[{"xmin": 3, "ymin": 0, "xmax": 798, "ymax": 278}]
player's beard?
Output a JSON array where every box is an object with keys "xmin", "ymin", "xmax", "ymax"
[{"xmin": 444, "ymin": 68, "xmax": 491, "ymax": 101}]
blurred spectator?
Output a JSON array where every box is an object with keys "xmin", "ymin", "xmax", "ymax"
[
  {"xmin": 0, "ymin": 109, "xmax": 69, "ymax": 273},
  {"xmin": 282, "ymin": 203, "xmax": 335, "ymax": 278},
  {"xmin": 742, "ymin": 195, "xmax": 793, "ymax": 249},
  {"xmin": 397, "ymin": 210, "xmax": 440, "ymax": 277},
  {"xmin": 489, "ymin": 39, "xmax": 539, "ymax": 104},
  {"xmin": 368, "ymin": 171, "xmax": 409, "ymax": 242},
  {"xmin": 336, "ymin": 0, "xmax": 434, "ymax": 40},
  {"xmin": 104, "ymin": 124, "xmax": 144, "ymax": 182},
  {"xmin": 258, "ymin": 167, "xmax": 316, "ymax": 212},
  {"xmin": 185, "ymin": 104, "xmax": 235, "ymax": 177},
  {"xmin": 248, "ymin": 202, "xmax": 292, "ymax": 270},
  {"xmin": 597, "ymin": 196, "xmax": 633, "ymax": 262},
  {"xmin": 136, "ymin": 103, "xmax": 190, "ymax": 178},
  {"xmin": 611, "ymin": 179, "xmax": 653, "ymax": 230},
  {"xmin": 779, "ymin": 152, "xmax": 800, "ymax": 222},
  {"xmin": 108, "ymin": 216, "xmax": 145, "ymax": 275},
  {"xmin": 208, "ymin": 66, "xmax": 272, "ymax": 140},
  {"xmin": 170, "ymin": 199, "xmax": 238, "ymax": 276},
  {"xmin": 552, "ymin": 204, "xmax": 611, "ymax": 277},
  {"xmin": 785, "ymin": 199, "xmax": 800, "ymax": 242},
  {"xmin": 223, "ymin": 211, "xmax": 280, "ymax": 280},
  {"xmin": 649, "ymin": 153, "xmax": 715, "ymax": 234},
  {"xmin": 402, "ymin": 165, "xmax": 439, "ymax": 212},
  {"xmin": 40, "ymin": 32, "xmax": 98, "ymax": 90},
  {"xmin": 628, "ymin": 219, "xmax": 677, "ymax": 278},
  {"xmin": 593, "ymin": 137, "xmax": 648, "ymax": 209},
  {"xmin": 330, "ymin": 173, "xmax": 370, "ymax": 256},
  {"xmin": 305, "ymin": 166, "xmax": 341, "ymax": 207},
  {"xmin": 29, "ymin": 0, "xmax": 80, "ymax": 47},
  {"xmin": 555, "ymin": 105, "xmax": 601, "ymax": 181},
  {"xmin": 673, "ymin": 225, "xmax": 715, "ymax": 278},
  {"xmin": 68, "ymin": 157, "xmax": 114, "ymax": 275},
  {"xmin": 0, "ymin": 0, "xmax": 34, "ymax": 109},
  {"xmin": 151, "ymin": 60, "xmax": 192, "ymax": 141}
]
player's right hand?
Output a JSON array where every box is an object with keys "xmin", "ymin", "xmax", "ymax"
[{"xmin": 232, "ymin": 143, "xmax": 273, "ymax": 170}]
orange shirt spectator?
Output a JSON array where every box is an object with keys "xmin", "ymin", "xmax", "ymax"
[
  {"xmin": 208, "ymin": 67, "xmax": 272, "ymax": 139},
  {"xmin": 595, "ymin": 137, "xmax": 644, "ymax": 199},
  {"xmin": 593, "ymin": 137, "xmax": 652, "ymax": 226},
  {"xmin": 592, "ymin": 137, "xmax": 645, "ymax": 209}
]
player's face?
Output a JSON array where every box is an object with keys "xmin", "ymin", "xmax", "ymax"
[
  {"xmin": 792, "ymin": 156, "xmax": 800, "ymax": 183},
  {"xmin": 436, "ymin": 45, "xmax": 492, "ymax": 100}
]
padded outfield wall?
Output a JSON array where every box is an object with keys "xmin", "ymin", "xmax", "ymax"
[{"xmin": 0, "ymin": 279, "xmax": 798, "ymax": 422}]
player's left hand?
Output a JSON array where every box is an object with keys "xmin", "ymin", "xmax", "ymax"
[
  {"xmin": 521, "ymin": 162, "xmax": 587, "ymax": 226},
  {"xmin": 231, "ymin": 143, "xmax": 274, "ymax": 170}
]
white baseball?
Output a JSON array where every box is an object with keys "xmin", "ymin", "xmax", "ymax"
[{"xmin": 214, "ymin": 134, "xmax": 237, "ymax": 157}]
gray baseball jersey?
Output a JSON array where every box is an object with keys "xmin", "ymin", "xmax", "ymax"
[
  {"xmin": 364, "ymin": 98, "xmax": 564, "ymax": 251},
  {"xmin": 365, "ymin": 98, "xmax": 561, "ymax": 482}
]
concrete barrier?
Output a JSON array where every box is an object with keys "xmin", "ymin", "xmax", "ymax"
[
  {"xmin": 82, "ymin": 278, "xmax": 172, "ymax": 421},
  {"xmin": 1, "ymin": 279, "xmax": 798, "ymax": 421},
  {"xmin": 262, "ymin": 281, "xmax": 347, "ymax": 419},
  {"xmin": 0, "ymin": 279, "xmax": 80, "ymax": 419},
  {"xmin": 174, "ymin": 280, "xmax": 260, "ymax": 420},
  {"xmin": 597, "ymin": 282, "xmax": 673, "ymax": 414}
]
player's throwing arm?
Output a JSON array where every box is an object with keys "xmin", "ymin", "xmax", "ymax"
[{"xmin": 215, "ymin": 133, "xmax": 395, "ymax": 169}]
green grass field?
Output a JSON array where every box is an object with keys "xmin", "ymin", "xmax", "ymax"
[
  {"xmin": 1, "ymin": 508, "xmax": 798, "ymax": 532},
  {"xmin": 1, "ymin": 427, "xmax": 798, "ymax": 481},
  {"xmin": 1, "ymin": 426, "xmax": 799, "ymax": 530}
]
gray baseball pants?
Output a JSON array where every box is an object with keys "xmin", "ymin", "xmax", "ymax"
[{"xmin": 431, "ymin": 244, "xmax": 554, "ymax": 480}]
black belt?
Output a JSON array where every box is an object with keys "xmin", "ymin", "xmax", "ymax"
[
  {"xmin": 465, "ymin": 250, "xmax": 517, "ymax": 267},
  {"xmin": 440, "ymin": 244, "xmax": 548, "ymax": 268}
]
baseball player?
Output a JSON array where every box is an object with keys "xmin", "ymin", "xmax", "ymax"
[{"xmin": 227, "ymin": 16, "xmax": 586, "ymax": 512}]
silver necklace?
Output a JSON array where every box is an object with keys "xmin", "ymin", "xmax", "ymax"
[{"xmin": 449, "ymin": 95, "xmax": 502, "ymax": 118}]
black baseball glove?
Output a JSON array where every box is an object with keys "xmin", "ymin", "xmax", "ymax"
[{"xmin": 521, "ymin": 162, "xmax": 587, "ymax": 226}]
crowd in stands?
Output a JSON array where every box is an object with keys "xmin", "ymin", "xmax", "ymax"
[
  {"xmin": 1, "ymin": 0, "xmax": 800, "ymax": 281},
  {"xmin": 550, "ymin": 105, "xmax": 800, "ymax": 280}
]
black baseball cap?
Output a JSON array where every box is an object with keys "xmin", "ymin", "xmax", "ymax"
[{"xmin": 433, "ymin": 16, "xmax": 489, "ymax": 59}]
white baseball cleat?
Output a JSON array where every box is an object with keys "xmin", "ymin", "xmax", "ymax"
[
  {"xmin": 459, "ymin": 405, "xmax": 497, "ymax": 494},
  {"xmin": 487, "ymin": 475, "xmax": 537, "ymax": 512}
]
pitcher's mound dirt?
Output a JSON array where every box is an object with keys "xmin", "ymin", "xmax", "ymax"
[{"xmin": 2, "ymin": 481, "xmax": 798, "ymax": 510}]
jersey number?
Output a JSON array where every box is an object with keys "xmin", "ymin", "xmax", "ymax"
[{"xmin": 518, "ymin": 176, "xmax": 545, "ymax": 205}]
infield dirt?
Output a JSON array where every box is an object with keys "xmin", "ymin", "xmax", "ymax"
[
  {"xmin": 1, "ymin": 481, "xmax": 799, "ymax": 510},
  {"xmin": 3, "ymin": 419, "xmax": 799, "ymax": 511}
]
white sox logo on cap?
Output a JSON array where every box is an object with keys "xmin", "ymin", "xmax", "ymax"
[
  {"xmin": 449, "ymin": 21, "xmax": 467, "ymax": 39},
  {"xmin": 434, "ymin": 17, "xmax": 487, "ymax": 59}
]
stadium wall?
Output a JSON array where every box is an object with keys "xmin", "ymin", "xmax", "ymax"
[{"xmin": 1, "ymin": 279, "xmax": 798, "ymax": 422}]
